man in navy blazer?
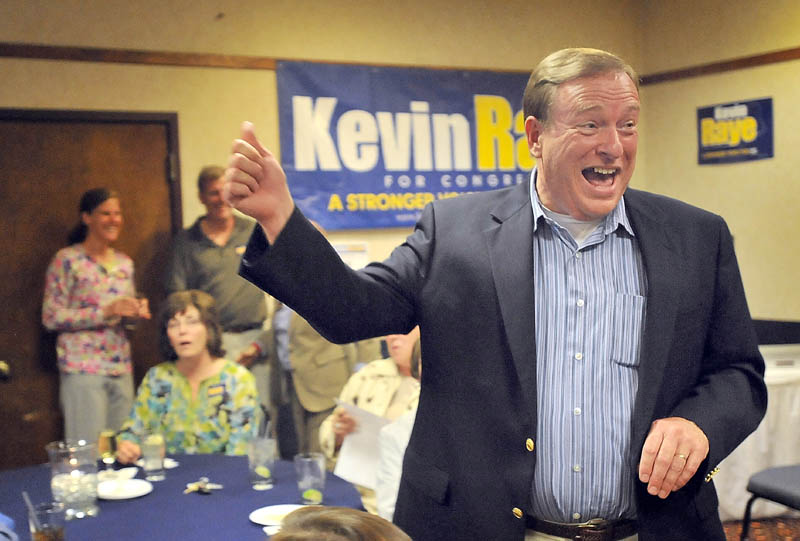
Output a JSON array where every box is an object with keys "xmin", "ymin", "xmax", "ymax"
[{"xmin": 223, "ymin": 48, "xmax": 766, "ymax": 541}]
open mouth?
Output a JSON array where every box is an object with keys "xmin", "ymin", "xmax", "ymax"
[{"xmin": 582, "ymin": 166, "xmax": 618, "ymax": 185}]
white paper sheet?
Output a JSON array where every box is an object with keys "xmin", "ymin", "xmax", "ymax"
[{"xmin": 332, "ymin": 400, "xmax": 390, "ymax": 490}]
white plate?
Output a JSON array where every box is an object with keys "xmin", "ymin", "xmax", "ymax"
[
  {"xmin": 135, "ymin": 457, "xmax": 179, "ymax": 469},
  {"xmin": 249, "ymin": 504, "xmax": 305, "ymax": 526},
  {"xmin": 97, "ymin": 478, "xmax": 153, "ymax": 500},
  {"xmin": 98, "ymin": 467, "xmax": 139, "ymax": 481}
]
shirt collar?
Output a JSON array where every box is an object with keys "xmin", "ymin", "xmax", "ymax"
[{"xmin": 528, "ymin": 167, "xmax": 635, "ymax": 237}]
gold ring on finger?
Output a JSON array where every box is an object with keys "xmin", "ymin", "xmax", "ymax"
[{"xmin": 676, "ymin": 453, "xmax": 687, "ymax": 460}]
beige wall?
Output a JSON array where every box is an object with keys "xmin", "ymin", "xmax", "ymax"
[
  {"xmin": 1, "ymin": 0, "xmax": 798, "ymax": 318},
  {"xmin": 0, "ymin": 0, "xmax": 641, "ymax": 262},
  {"xmin": 638, "ymin": 0, "xmax": 800, "ymax": 320}
]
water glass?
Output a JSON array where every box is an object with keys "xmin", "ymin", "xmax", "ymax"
[
  {"xmin": 248, "ymin": 437, "xmax": 277, "ymax": 490},
  {"xmin": 45, "ymin": 440, "xmax": 99, "ymax": 520},
  {"xmin": 141, "ymin": 433, "xmax": 166, "ymax": 481},
  {"xmin": 293, "ymin": 452, "xmax": 326, "ymax": 504},
  {"xmin": 28, "ymin": 501, "xmax": 66, "ymax": 541}
]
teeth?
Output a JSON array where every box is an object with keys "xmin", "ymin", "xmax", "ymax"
[{"xmin": 593, "ymin": 167, "xmax": 616, "ymax": 175}]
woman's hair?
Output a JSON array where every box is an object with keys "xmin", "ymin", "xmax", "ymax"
[
  {"xmin": 66, "ymin": 187, "xmax": 119, "ymax": 245},
  {"xmin": 271, "ymin": 506, "xmax": 411, "ymax": 541},
  {"xmin": 158, "ymin": 290, "xmax": 225, "ymax": 361}
]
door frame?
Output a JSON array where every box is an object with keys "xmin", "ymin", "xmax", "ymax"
[
  {"xmin": 0, "ymin": 108, "xmax": 183, "ymax": 232},
  {"xmin": 0, "ymin": 108, "xmax": 183, "ymax": 469}
]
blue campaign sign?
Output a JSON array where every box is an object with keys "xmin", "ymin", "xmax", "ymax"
[
  {"xmin": 697, "ymin": 97, "xmax": 773, "ymax": 165},
  {"xmin": 277, "ymin": 61, "xmax": 532, "ymax": 230}
]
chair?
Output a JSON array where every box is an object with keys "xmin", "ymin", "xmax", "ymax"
[{"xmin": 740, "ymin": 465, "xmax": 800, "ymax": 540}]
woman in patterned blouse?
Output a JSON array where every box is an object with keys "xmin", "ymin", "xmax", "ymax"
[
  {"xmin": 42, "ymin": 188, "xmax": 151, "ymax": 442},
  {"xmin": 116, "ymin": 290, "xmax": 258, "ymax": 462}
]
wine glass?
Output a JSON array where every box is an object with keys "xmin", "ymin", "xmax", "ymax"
[{"xmin": 97, "ymin": 429, "xmax": 117, "ymax": 477}]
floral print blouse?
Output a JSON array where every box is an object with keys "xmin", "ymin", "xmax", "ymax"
[
  {"xmin": 42, "ymin": 244, "xmax": 135, "ymax": 376},
  {"xmin": 118, "ymin": 360, "xmax": 258, "ymax": 456}
]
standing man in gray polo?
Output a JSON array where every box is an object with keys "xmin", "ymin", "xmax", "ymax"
[{"xmin": 166, "ymin": 165, "xmax": 270, "ymax": 409}]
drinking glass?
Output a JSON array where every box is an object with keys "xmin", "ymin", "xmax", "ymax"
[
  {"xmin": 293, "ymin": 452, "xmax": 326, "ymax": 504},
  {"xmin": 97, "ymin": 429, "xmax": 116, "ymax": 475},
  {"xmin": 248, "ymin": 437, "xmax": 277, "ymax": 490},
  {"xmin": 28, "ymin": 501, "xmax": 66, "ymax": 541},
  {"xmin": 46, "ymin": 440, "xmax": 99, "ymax": 520},
  {"xmin": 141, "ymin": 432, "xmax": 166, "ymax": 481}
]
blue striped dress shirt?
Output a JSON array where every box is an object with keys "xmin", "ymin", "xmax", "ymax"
[{"xmin": 528, "ymin": 169, "xmax": 647, "ymax": 523}]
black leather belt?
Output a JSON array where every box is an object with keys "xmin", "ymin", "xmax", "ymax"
[
  {"xmin": 526, "ymin": 517, "xmax": 637, "ymax": 541},
  {"xmin": 225, "ymin": 323, "xmax": 263, "ymax": 333}
]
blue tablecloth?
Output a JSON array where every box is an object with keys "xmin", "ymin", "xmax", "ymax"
[{"xmin": 0, "ymin": 454, "xmax": 362, "ymax": 540}]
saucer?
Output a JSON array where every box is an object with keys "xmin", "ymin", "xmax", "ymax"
[
  {"xmin": 249, "ymin": 504, "xmax": 305, "ymax": 526},
  {"xmin": 263, "ymin": 525, "xmax": 281, "ymax": 535},
  {"xmin": 98, "ymin": 467, "xmax": 138, "ymax": 481},
  {"xmin": 97, "ymin": 478, "xmax": 154, "ymax": 500}
]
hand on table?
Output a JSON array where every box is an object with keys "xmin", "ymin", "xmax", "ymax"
[
  {"xmin": 638, "ymin": 416, "xmax": 709, "ymax": 498},
  {"xmin": 116, "ymin": 439, "xmax": 142, "ymax": 465},
  {"xmin": 224, "ymin": 121, "xmax": 295, "ymax": 244}
]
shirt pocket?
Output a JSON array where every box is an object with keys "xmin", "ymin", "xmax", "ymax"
[{"xmin": 609, "ymin": 293, "xmax": 646, "ymax": 367}]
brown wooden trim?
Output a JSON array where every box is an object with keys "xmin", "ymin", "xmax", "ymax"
[
  {"xmin": 640, "ymin": 47, "xmax": 800, "ymax": 85},
  {"xmin": 0, "ymin": 108, "xmax": 183, "ymax": 233},
  {"xmin": 2, "ymin": 41, "xmax": 800, "ymax": 83},
  {"xmin": 0, "ymin": 42, "xmax": 276, "ymax": 70}
]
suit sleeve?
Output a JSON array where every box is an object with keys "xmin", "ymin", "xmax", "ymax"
[
  {"xmin": 669, "ymin": 217, "xmax": 767, "ymax": 474},
  {"xmin": 239, "ymin": 206, "xmax": 427, "ymax": 343}
]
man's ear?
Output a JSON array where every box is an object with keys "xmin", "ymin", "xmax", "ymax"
[{"xmin": 525, "ymin": 116, "xmax": 544, "ymax": 159}]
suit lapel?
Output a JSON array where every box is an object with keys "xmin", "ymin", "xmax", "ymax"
[
  {"xmin": 484, "ymin": 181, "xmax": 537, "ymax": 423},
  {"xmin": 624, "ymin": 190, "xmax": 683, "ymax": 451}
]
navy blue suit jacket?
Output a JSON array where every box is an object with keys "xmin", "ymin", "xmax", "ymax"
[{"xmin": 240, "ymin": 181, "xmax": 766, "ymax": 541}]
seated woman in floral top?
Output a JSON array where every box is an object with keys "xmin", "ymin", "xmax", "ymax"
[{"xmin": 116, "ymin": 290, "xmax": 258, "ymax": 463}]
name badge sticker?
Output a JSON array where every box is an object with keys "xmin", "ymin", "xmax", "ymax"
[{"xmin": 207, "ymin": 383, "xmax": 226, "ymax": 397}]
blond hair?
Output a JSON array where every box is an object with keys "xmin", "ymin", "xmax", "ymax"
[{"xmin": 522, "ymin": 47, "xmax": 639, "ymax": 125}]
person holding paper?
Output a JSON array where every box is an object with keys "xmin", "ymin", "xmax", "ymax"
[{"xmin": 319, "ymin": 327, "xmax": 421, "ymax": 514}]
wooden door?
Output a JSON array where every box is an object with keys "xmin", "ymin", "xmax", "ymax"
[{"xmin": 0, "ymin": 110, "xmax": 181, "ymax": 470}]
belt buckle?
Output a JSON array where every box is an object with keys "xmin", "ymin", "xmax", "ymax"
[
  {"xmin": 575, "ymin": 518, "xmax": 612, "ymax": 541},
  {"xmin": 578, "ymin": 518, "xmax": 608, "ymax": 530}
]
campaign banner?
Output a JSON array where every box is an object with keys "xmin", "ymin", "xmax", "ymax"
[
  {"xmin": 277, "ymin": 61, "xmax": 532, "ymax": 230},
  {"xmin": 697, "ymin": 98, "xmax": 773, "ymax": 165}
]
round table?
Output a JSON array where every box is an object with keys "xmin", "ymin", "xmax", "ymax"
[{"xmin": 0, "ymin": 453, "xmax": 362, "ymax": 539}]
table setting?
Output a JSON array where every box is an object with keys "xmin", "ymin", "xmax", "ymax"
[{"xmin": 0, "ymin": 438, "xmax": 361, "ymax": 540}]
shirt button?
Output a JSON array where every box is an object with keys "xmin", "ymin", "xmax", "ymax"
[
  {"xmin": 526, "ymin": 438, "xmax": 535, "ymax": 452},
  {"xmin": 573, "ymin": 464, "xmax": 582, "ymax": 472},
  {"xmin": 576, "ymin": 299, "xmax": 584, "ymax": 307},
  {"xmin": 512, "ymin": 507, "xmax": 523, "ymax": 519},
  {"xmin": 575, "ymin": 352, "xmax": 583, "ymax": 361},
  {"xmin": 573, "ymin": 512, "xmax": 582, "ymax": 520},
  {"xmin": 575, "ymin": 252, "xmax": 583, "ymax": 259},
  {"xmin": 573, "ymin": 407, "xmax": 582, "ymax": 416}
]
